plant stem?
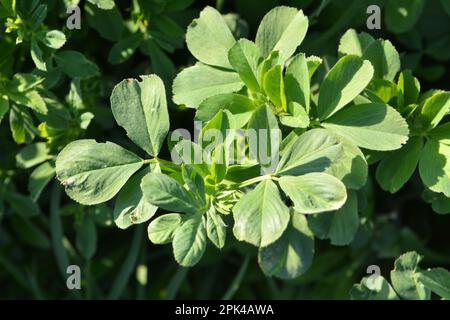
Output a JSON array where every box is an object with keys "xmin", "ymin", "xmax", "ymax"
[
  {"xmin": 232, "ymin": 174, "xmax": 274, "ymax": 189},
  {"xmin": 108, "ymin": 225, "xmax": 144, "ymax": 299},
  {"xmin": 50, "ymin": 183, "xmax": 70, "ymax": 279},
  {"xmin": 222, "ymin": 255, "xmax": 250, "ymax": 300},
  {"xmin": 145, "ymin": 157, "xmax": 180, "ymax": 173},
  {"xmin": 216, "ymin": 0, "xmax": 225, "ymax": 11},
  {"xmin": 166, "ymin": 267, "xmax": 189, "ymax": 300},
  {"xmin": 50, "ymin": 182, "xmax": 81, "ymax": 299},
  {"xmin": 85, "ymin": 259, "xmax": 92, "ymax": 299}
]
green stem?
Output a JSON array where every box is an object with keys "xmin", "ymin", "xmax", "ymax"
[
  {"xmin": 85, "ymin": 259, "xmax": 92, "ymax": 299},
  {"xmin": 107, "ymin": 225, "xmax": 144, "ymax": 299},
  {"xmin": 50, "ymin": 183, "xmax": 70, "ymax": 279},
  {"xmin": 136, "ymin": 246, "xmax": 148, "ymax": 300},
  {"xmin": 216, "ymin": 0, "xmax": 225, "ymax": 11},
  {"xmin": 232, "ymin": 174, "xmax": 274, "ymax": 190},
  {"xmin": 0, "ymin": 253, "xmax": 30, "ymax": 291},
  {"xmin": 144, "ymin": 157, "xmax": 180, "ymax": 173},
  {"xmin": 50, "ymin": 182, "xmax": 81, "ymax": 299},
  {"xmin": 166, "ymin": 267, "xmax": 189, "ymax": 300},
  {"xmin": 222, "ymin": 255, "xmax": 250, "ymax": 300}
]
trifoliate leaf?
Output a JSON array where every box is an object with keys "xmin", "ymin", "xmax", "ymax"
[
  {"xmin": 258, "ymin": 213, "xmax": 314, "ymax": 279},
  {"xmin": 111, "ymin": 75, "xmax": 169, "ymax": 156},
  {"xmin": 255, "ymin": 6, "xmax": 308, "ymax": 61},
  {"xmin": 55, "ymin": 140, "xmax": 143, "ymax": 205},
  {"xmin": 233, "ymin": 179, "xmax": 290, "ymax": 247},
  {"xmin": 173, "ymin": 64, "xmax": 243, "ymax": 108}
]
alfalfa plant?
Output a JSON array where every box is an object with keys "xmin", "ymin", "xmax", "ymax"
[{"xmin": 55, "ymin": 6, "xmax": 450, "ymax": 280}]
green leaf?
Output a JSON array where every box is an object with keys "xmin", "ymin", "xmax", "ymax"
[
  {"xmin": 285, "ymin": 53, "xmax": 310, "ymax": 112},
  {"xmin": 113, "ymin": 167, "xmax": 158, "ymax": 229},
  {"xmin": 5, "ymin": 191, "xmax": 40, "ymax": 217},
  {"xmin": 263, "ymin": 65, "xmax": 286, "ymax": 112},
  {"xmin": 206, "ymin": 206, "xmax": 227, "ymax": 249},
  {"xmin": 140, "ymin": 39, "xmax": 176, "ymax": 85},
  {"xmin": 30, "ymin": 4, "xmax": 47, "ymax": 29},
  {"xmin": 419, "ymin": 140, "xmax": 450, "ymax": 197},
  {"xmin": 247, "ymin": 104, "xmax": 281, "ymax": 172},
  {"xmin": 441, "ymin": 0, "xmax": 450, "ymax": 16},
  {"xmin": 173, "ymin": 64, "xmax": 243, "ymax": 108},
  {"xmin": 55, "ymin": 50, "xmax": 99, "ymax": 79},
  {"xmin": 233, "ymin": 179, "xmax": 290, "ymax": 247},
  {"xmin": 397, "ymin": 70, "xmax": 420, "ymax": 106},
  {"xmin": 8, "ymin": 72, "xmax": 43, "ymax": 91},
  {"xmin": 199, "ymin": 109, "xmax": 234, "ymax": 182},
  {"xmin": 363, "ymin": 39, "xmax": 400, "ymax": 81},
  {"xmin": 11, "ymin": 90, "xmax": 47, "ymax": 114},
  {"xmin": 28, "ymin": 161, "xmax": 55, "ymax": 201},
  {"xmin": 255, "ymin": 6, "xmax": 308, "ymax": 61},
  {"xmin": 416, "ymin": 268, "xmax": 450, "ymax": 299},
  {"xmin": 325, "ymin": 136, "xmax": 368, "ymax": 190},
  {"xmin": 338, "ymin": 29, "xmax": 375, "ymax": 57},
  {"xmin": 200, "ymin": 108, "xmax": 236, "ymax": 145},
  {"xmin": 111, "ymin": 75, "xmax": 169, "ymax": 156},
  {"xmin": 427, "ymin": 191, "xmax": 450, "ymax": 214},
  {"xmin": 258, "ymin": 51, "xmax": 282, "ymax": 85},
  {"xmin": 141, "ymin": 172, "xmax": 198, "ymax": 215},
  {"xmin": 186, "ymin": 6, "xmax": 235, "ymax": 69},
  {"xmin": 147, "ymin": 213, "xmax": 183, "ymax": 244},
  {"xmin": 385, "ymin": 0, "xmax": 425, "ymax": 34},
  {"xmin": 37, "ymin": 30, "xmax": 66, "ymax": 49},
  {"xmin": 173, "ymin": 214, "xmax": 206, "ymax": 267},
  {"xmin": 30, "ymin": 39, "xmax": 46, "ymax": 71},
  {"xmin": 414, "ymin": 92, "xmax": 450, "ymax": 132},
  {"xmin": 196, "ymin": 93, "xmax": 255, "ymax": 128},
  {"xmin": 366, "ymin": 79, "xmax": 398, "ymax": 104},
  {"xmin": 87, "ymin": 0, "xmax": 115, "ymax": 10},
  {"xmin": 108, "ymin": 33, "xmax": 143, "ymax": 64},
  {"xmin": 276, "ymin": 128, "xmax": 343, "ymax": 176},
  {"xmin": 76, "ymin": 214, "xmax": 97, "ymax": 260},
  {"xmin": 228, "ymin": 39, "xmax": 262, "ymax": 93},
  {"xmin": 350, "ymin": 275, "xmax": 399, "ymax": 300},
  {"xmin": 171, "ymin": 140, "xmax": 210, "ymax": 177},
  {"xmin": 223, "ymin": 12, "xmax": 249, "ymax": 39},
  {"xmin": 0, "ymin": 0, "xmax": 14, "ymax": 16},
  {"xmin": 279, "ymin": 173, "xmax": 347, "ymax": 214},
  {"xmin": 16, "ymin": 142, "xmax": 52, "ymax": 169},
  {"xmin": 376, "ymin": 137, "xmax": 423, "ymax": 193},
  {"xmin": 10, "ymin": 215, "xmax": 50, "ymax": 249},
  {"xmin": 55, "ymin": 140, "xmax": 143, "ymax": 205},
  {"xmin": 318, "ymin": 55, "xmax": 374, "ymax": 120},
  {"xmin": 9, "ymin": 106, "xmax": 37, "ymax": 144},
  {"xmin": 85, "ymin": 3, "xmax": 123, "ymax": 42},
  {"xmin": 308, "ymin": 190, "xmax": 359, "ymax": 245},
  {"xmin": 258, "ymin": 213, "xmax": 314, "ymax": 279},
  {"xmin": 430, "ymin": 122, "xmax": 450, "ymax": 145},
  {"xmin": 210, "ymin": 144, "xmax": 228, "ymax": 184},
  {"xmin": 322, "ymin": 103, "xmax": 409, "ymax": 151},
  {"xmin": 0, "ymin": 95, "xmax": 9, "ymax": 124},
  {"xmin": 391, "ymin": 252, "xmax": 430, "ymax": 300},
  {"xmin": 279, "ymin": 102, "xmax": 309, "ymax": 128},
  {"xmin": 306, "ymin": 55, "xmax": 322, "ymax": 78}
]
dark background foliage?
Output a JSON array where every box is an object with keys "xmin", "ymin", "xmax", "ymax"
[{"xmin": 0, "ymin": 0, "xmax": 449, "ymax": 299}]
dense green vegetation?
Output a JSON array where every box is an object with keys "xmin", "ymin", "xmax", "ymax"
[{"xmin": 0, "ymin": 0, "xmax": 449, "ymax": 300}]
